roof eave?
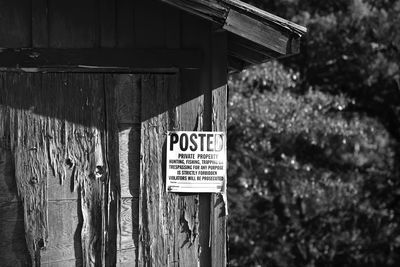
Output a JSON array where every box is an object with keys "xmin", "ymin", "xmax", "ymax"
[{"xmin": 160, "ymin": 0, "xmax": 307, "ymax": 70}]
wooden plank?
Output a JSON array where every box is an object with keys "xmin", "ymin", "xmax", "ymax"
[
  {"xmin": 134, "ymin": 0, "xmax": 166, "ymax": 48},
  {"xmin": 139, "ymin": 73, "xmax": 198, "ymax": 266},
  {"xmin": 48, "ymin": 0, "xmax": 97, "ymax": 48},
  {"xmin": 114, "ymin": 74, "xmax": 140, "ymax": 265},
  {"xmin": 106, "ymin": 74, "xmax": 141, "ymax": 266},
  {"xmin": 0, "ymin": 147, "xmax": 19, "ymax": 203},
  {"xmin": 162, "ymin": 0, "xmax": 307, "ymax": 36},
  {"xmin": 161, "ymin": 0, "xmax": 306, "ymax": 57},
  {"xmin": 0, "ymin": 0, "xmax": 31, "ymax": 47},
  {"xmin": 0, "ymin": 48, "xmax": 203, "ymax": 69},
  {"xmin": 0, "ymin": 72, "xmax": 110, "ymax": 266},
  {"xmin": 0, "ymin": 201, "xmax": 31, "ymax": 266},
  {"xmin": 0, "ymin": 145, "xmax": 31, "ymax": 266},
  {"xmin": 181, "ymin": 13, "xmax": 212, "ymax": 267},
  {"xmin": 116, "ymin": 0, "xmax": 135, "ymax": 47},
  {"xmin": 100, "ymin": 0, "xmax": 116, "ymax": 47},
  {"xmin": 115, "ymin": 75, "xmax": 141, "ymax": 125},
  {"xmin": 32, "ymin": 0, "xmax": 49, "ymax": 47},
  {"xmin": 210, "ymin": 30, "xmax": 228, "ymax": 267},
  {"xmin": 46, "ymin": 165, "xmax": 78, "ymax": 201},
  {"xmin": 119, "ymin": 127, "xmax": 141, "ymax": 198},
  {"xmin": 4, "ymin": 72, "xmax": 48, "ymax": 266},
  {"xmin": 117, "ymin": 248, "xmax": 136, "ymax": 266},
  {"xmin": 139, "ymin": 74, "xmax": 170, "ymax": 266},
  {"xmin": 40, "ymin": 201, "xmax": 82, "ymax": 265},
  {"xmin": 118, "ymin": 196, "xmax": 139, "ymax": 266},
  {"xmin": 222, "ymin": 0, "xmax": 307, "ymax": 34},
  {"xmin": 104, "ymin": 73, "xmax": 120, "ymax": 267},
  {"xmin": 119, "ymin": 197, "xmax": 137, "ymax": 251},
  {"xmin": 224, "ymin": 9, "xmax": 292, "ymax": 55},
  {"xmin": 61, "ymin": 74, "xmax": 106, "ymax": 266},
  {"xmin": 41, "ymin": 258, "xmax": 82, "ymax": 267}
]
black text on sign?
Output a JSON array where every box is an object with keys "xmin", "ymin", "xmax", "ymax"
[{"xmin": 166, "ymin": 131, "xmax": 226, "ymax": 193}]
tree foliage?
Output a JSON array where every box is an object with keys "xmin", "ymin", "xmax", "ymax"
[{"xmin": 227, "ymin": 1, "xmax": 400, "ymax": 266}]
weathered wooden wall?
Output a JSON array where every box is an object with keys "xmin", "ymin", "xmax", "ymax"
[
  {"xmin": 0, "ymin": 0, "xmax": 179, "ymax": 49},
  {"xmin": 0, "ymin": 0, "xmax": 228, "ymax": 266},
  {"xmin": 0, "ymin": 73, "xmax": 107, "ymax": 266}
]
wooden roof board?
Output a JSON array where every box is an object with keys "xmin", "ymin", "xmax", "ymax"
[
  {"xmin": 161, "ymin": 0, "xmax": 306, "ymax": 69},
  {"xmin": 222, "ymin": 0, "xmax": 307, "ymax": 36}
]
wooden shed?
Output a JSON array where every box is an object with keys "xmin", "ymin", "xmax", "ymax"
[{"xmin": 0, "ymin": 0, "xmax": 306, "ymax": 266}]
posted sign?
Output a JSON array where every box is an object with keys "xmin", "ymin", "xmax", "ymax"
[{"xmin": 166, "ymin": 131, "xmax": 226, "ymax": 193}]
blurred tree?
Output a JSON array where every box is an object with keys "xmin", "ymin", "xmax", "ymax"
[{"xmin": 227, "ymin": 0, "xmax": 400, "ymax": 266}]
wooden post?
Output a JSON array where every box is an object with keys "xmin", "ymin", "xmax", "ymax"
[{"xmin": 211, "ymin": 29, "xmax": 228, "ymax": 267}]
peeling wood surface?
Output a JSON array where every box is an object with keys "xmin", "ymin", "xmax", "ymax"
[
  {"xmin": 0, "ymin": 72, "xmax": 108, "ymax": 266},
  {"xmin": 0, "ymin": 68, "xmax": 227, "ymax": 266},
  {"xmin": 181, "ymin": 14, "xmax": 215, "ymax": 267},
  {"xmin": 0, "ymin": 4, "xmax": 229, "ymax": 265},
  {"xmin": 210, "ymin": 30, "xmax": 228, "ymax": 267},
  {"xmin": 139, "ymin": 74, "xmax": 203, "ymax": 266}
]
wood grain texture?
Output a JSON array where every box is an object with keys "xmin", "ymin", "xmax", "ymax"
[
  {"xmin": 107, "ymin": 73, "xmax": 142, "ymax": 266},
  {"xmin": 119, "ymin": 127, "xmax": 141, "ymax": 199},
  {"xmin": 40, "ymin": 200, "xmax": 82, "ymax": 266},
  {"xmin": 0, "ymin": 147, "xmax": 31, "ymax": 266},
  {"xmin": 139, "ymin": 74, "xmax": 172, "ymax": 266},
  {"xmin": 3, "ymin": 72, "xmax": 48, "ymax": 266},
  {"xmin": 181, "ymin": 13, "xmax": 213, "ymax": 267},
  {"xmin": 210, "ymin": 31, "xmax": 228, "ymax": 267},
  {"xmin": 139, "ymin": 73, "xmax": 203, "ymax": 266},
  {"xmin": 115, "ymin": 75, "xmax": 141, "ymax": 125},
  {"xmin": 222, "ymin": 0, "xmax": 307, "ymax": 34},
  {"xmin": 0, "ymin": 72, "xmax": 109, "ymax": 266},
  {"xmin": 224, "ymin": 9, "xmax": 290, "ymax": 55}
]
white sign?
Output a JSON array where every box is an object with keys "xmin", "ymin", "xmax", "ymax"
[{"xmin": 166, "ymin": 131, "xmax": 226, "ymax": 193}]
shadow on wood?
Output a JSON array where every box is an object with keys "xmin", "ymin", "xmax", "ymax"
[{"xmin": 0, "ymin": 70, "xmax": 227, "ymax": 266}]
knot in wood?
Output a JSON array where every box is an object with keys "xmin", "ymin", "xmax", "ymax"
[
  {"xmin": 65, "ymin": 158, "xmax": 74, "ymax": 169},
  {"xmin": 90, "ymin": 165, "xmax": 104, "ymax": 180},
  {"xmin": 30, "ymin": 176, "xmax": 38, "ymax": 185}
]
